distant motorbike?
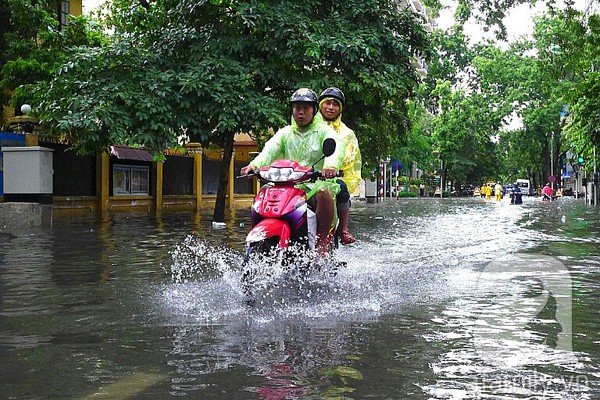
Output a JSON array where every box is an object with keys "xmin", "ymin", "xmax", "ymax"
[{"xmin": 238, "ymin": 138, "xmax": 343, "ymax": 299}]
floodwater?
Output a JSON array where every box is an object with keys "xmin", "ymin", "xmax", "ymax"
[{"xmin": 1, "ymin": 196, "xmax": 599, "ymax": 399}]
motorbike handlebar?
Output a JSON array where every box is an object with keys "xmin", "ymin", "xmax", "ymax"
[
  {"xmin": 236, "ymin": 171, "xmax": 258, "ymax": 179},
  {"xmin": 311, "ymin": 170, "xmax": 344, "ymax": 179},
  {"xmin": 235, "ymin": 169, "xmax": 343, "ymax": 181}
]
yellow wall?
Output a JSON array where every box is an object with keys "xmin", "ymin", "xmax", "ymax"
[
  {"xmin": 2, "ymin": 103, "xmax": 14, "ymax": 128},
  {"xmin": 70, "ymin": 0, "xmax": 82, "ymax": 16}
]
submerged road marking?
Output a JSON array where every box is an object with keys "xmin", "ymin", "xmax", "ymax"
[{"xmin": 84, "ymin": 372, "xmax": 165, "ymax": 399}]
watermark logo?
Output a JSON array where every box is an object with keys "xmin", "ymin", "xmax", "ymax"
[{"xmin": 472, "ymin": 254, "xmax": 577, "ymax": 367}]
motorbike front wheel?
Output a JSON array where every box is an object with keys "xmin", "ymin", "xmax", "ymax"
[{"xmin": 240, "ymin": 236, "xmax": 281, "ymax": 302}]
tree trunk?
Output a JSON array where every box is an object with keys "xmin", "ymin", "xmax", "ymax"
[{"xmin": 212, "ymin": 131, "xmax": 235, "ymax": 222}]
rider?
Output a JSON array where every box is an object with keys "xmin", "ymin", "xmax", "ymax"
[
  {"xmin": 240, "ymin": 88, "xmax": 344, "ymax": 257},
  {"xmin": 318, "ymin": 87, "xmax": 362, "ymax": 245},
  {"xmin": 510, "ymin": 182, "xmax": 523, "ymax": 204},
  {"xmin": 542, "ymin": 183, "xmax": 554, "ymax": 200}
]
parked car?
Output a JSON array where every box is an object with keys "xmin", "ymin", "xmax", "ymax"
[{"xmin": 516, "ymin": 179, "xmax": 533, "ymax": 195}]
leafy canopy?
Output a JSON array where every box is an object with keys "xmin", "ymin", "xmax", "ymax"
[{"xmin": 30, "ymin": 0, "xmax": 428, "ymax": 167}]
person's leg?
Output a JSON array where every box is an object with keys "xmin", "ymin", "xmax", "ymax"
[
  {"xmin": 335, "ymin": 179, "xmax": 356, "ymax": 244},
  {"xmin": 315, "ymin": 190, "xmax": 334, "ymax": 257},
  {"xmin": 337, "ymin": 206, "xmax": 356, "ymax": 244}
]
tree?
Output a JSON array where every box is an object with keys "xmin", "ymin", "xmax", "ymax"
[
  {"xmin": 0, "ymin": 0, "xmax": 104, "ymax": 126},
  {"xmin": 30, "ymin": 0, "xmax": 429, "ymax": 221},
  {"xmin": 554, "ymin": 10, "xmax": 600, "ymax": 173}
]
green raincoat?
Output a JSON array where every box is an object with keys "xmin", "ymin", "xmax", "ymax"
[{"xmin": 250, "ymin": 113, "xmax": 344, "ymax": 196}]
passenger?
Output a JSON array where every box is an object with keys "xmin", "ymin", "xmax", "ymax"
[
  {"xmin": 240, "ymin": 88, "xmax": 344, "ymax": 257},
  {"xmin": 318, "ymin": 87, "xmax": 362, "ymax": 245}
]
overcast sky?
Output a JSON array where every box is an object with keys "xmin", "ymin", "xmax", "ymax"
[{"xmin": 437, "ymin": 0, "xmax": 591, "ymax": 46}]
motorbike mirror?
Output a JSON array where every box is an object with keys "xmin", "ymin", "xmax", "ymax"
[{"xmin": 322, "ymin": 138, "xmax": 336, "ymax": 157}]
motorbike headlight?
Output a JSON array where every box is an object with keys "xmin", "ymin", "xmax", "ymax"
[{"xmin": 260, "ymin": 167, "xmax": 304, "ymax": 182}]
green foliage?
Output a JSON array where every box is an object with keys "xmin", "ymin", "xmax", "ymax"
[
  {"xmin": 28, "ymin": 0, "xmax": 428, "ymax": 161},
  {"xmin": 397, "ymin": 191, "xmax": 418, "ymax": 198},
  {"xmin": 417, "ymin": 3, "xmax": 600, "ymax": 189},
  {"xmin": 0, "ymin": 0, "xmax": 105, "ymax": 115},
  {"xmin": 559, "ymin": 11, "xmax": 600, "ymax": 167}
]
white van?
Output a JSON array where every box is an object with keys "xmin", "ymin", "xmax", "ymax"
[{"xmin": 516, "ymin": 179, "xmax": 532, "ymax": 196}]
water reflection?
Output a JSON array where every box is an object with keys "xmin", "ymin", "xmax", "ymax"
[{"xmin": 166, "ymin": 320, "xmax": 362, "ymax": 398}]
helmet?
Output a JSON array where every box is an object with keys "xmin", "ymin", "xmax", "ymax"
[
  {"xmin": 290, "ymin": 88, "xmax": 318, "ymax": 105},
  {"xmin": 319, "ymin": 87, "xmax": 345, "ymax": 106}
]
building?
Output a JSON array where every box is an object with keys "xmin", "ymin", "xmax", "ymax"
[
  {"xmin": 398, "ymin": 0, "xmax": 435, "ymax": 77},
  {"xmin": 1, "ymin": 125, "xmax": 258, "ymax": 213}
]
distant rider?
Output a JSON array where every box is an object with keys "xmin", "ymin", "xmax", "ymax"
[
  {"xmin": 510, "ymin": 183, "xmax": 523, "ymax": 205},
  {"xmin": 240, "ymin": 88, "xmax": 344, "ymax": 257},
  {"xmin": 542, "ymin": 183, "xmax": 554, "ymax": 201}
]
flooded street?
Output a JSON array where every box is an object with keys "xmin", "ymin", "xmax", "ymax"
[{"xmin": 1, "ymin": 196, "xmax": 600, "ymax": 399}]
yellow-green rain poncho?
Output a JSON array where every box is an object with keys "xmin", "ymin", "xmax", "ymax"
[
  {"xmin": 249, "ymin": 112, "xmax": 345, "ymax": 197},
  {"xmin": 319, "ymin": 98, "xmax": 362, "ymax": 194}
]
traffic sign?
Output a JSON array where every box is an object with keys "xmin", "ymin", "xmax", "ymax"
[
  {"xmin": 549, "ymin": 175, "xmax": 556, "ymax": 182},
  {"xmin": 391, "ymin": 160, "xmax": 403, "ymax": 171}
]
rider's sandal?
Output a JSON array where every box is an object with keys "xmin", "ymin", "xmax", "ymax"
[{"xmin": 340, "ymin": 230, "xmax": 357, "ymax": 245}]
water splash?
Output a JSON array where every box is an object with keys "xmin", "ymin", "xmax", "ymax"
[
  {"xmin": 239, "ymin": 242, "xmax": 343, "ymax": 307},
  {"xmin": 167, "ymin": 235, "xmax": 242, "ymax": 283},
  {"xmin": 160, "ymin": 198, "xmax": 543, "ymax": 323}
]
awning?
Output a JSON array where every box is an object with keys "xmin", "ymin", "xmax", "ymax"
[{"xmin": 110, "ymin": 145, "xmax": 153, "ymax": 162}]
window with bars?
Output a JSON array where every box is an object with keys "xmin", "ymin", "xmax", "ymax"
[
  {"xmin": 113, "ymin": 165, "xmax": 150, "ymax": 195},
  {"xmin": 58, "ymin": 0, "xmax": 70, "ymax": 30}
]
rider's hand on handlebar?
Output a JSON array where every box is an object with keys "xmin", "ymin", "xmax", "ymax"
[
  {"xmin": 240, "ymin": 165, "xmax": 256, "ymax": 176},
  {"xmin": 321, "ymin": 168, "xmax": 338, "ymax": 180}
]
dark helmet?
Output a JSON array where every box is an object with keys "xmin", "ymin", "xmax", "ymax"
[
  {"xmin": 290, "ymin": 88, "xmax": 318, "ymax": 105},
  {"xmin": 319, "ymin": 87, "xmax": 345, "ymax": 107},
  {"xmin": 290, "ymin": 88, "xmax": 318, "ymax": 118}
]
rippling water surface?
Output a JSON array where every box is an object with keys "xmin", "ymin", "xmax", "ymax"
[{"xmin": 1, "ymin": 196, "xmax": 600, "ymax": 399}]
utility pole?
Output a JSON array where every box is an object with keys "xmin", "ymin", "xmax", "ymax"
[{"xmin": 550, "ymin": 132, "xmax": 555, "ymax": 191}]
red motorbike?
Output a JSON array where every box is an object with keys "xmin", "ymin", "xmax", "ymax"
[{"xmin": 239, "ymin": 139, "xmax": 342, "ymax": 297}]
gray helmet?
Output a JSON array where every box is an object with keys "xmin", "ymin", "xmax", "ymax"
[
  {"xmin": 290, "ymin": 88, "xmax": 318, "ymax": 116},
  {"xmin": 290, "ymin": 88, "xmax": 318, "ymax": 105},
  {"xmin": 319, "ymin": 87, "xmax": 346, "ymax": 107}
]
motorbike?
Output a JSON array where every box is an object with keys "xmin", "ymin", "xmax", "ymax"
[{"xmin": 238, "ymin": 138, "xmax": 344, "ymax": 299}]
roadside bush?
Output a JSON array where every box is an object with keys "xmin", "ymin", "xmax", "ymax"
[{"xmin": 398, "ymin": 191, "xmax": 418, "ymax": 198}]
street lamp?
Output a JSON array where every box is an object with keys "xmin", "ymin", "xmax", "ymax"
[{"xmin": 19, "ymin": 104, "xmax": 34, "ymax": 134}]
